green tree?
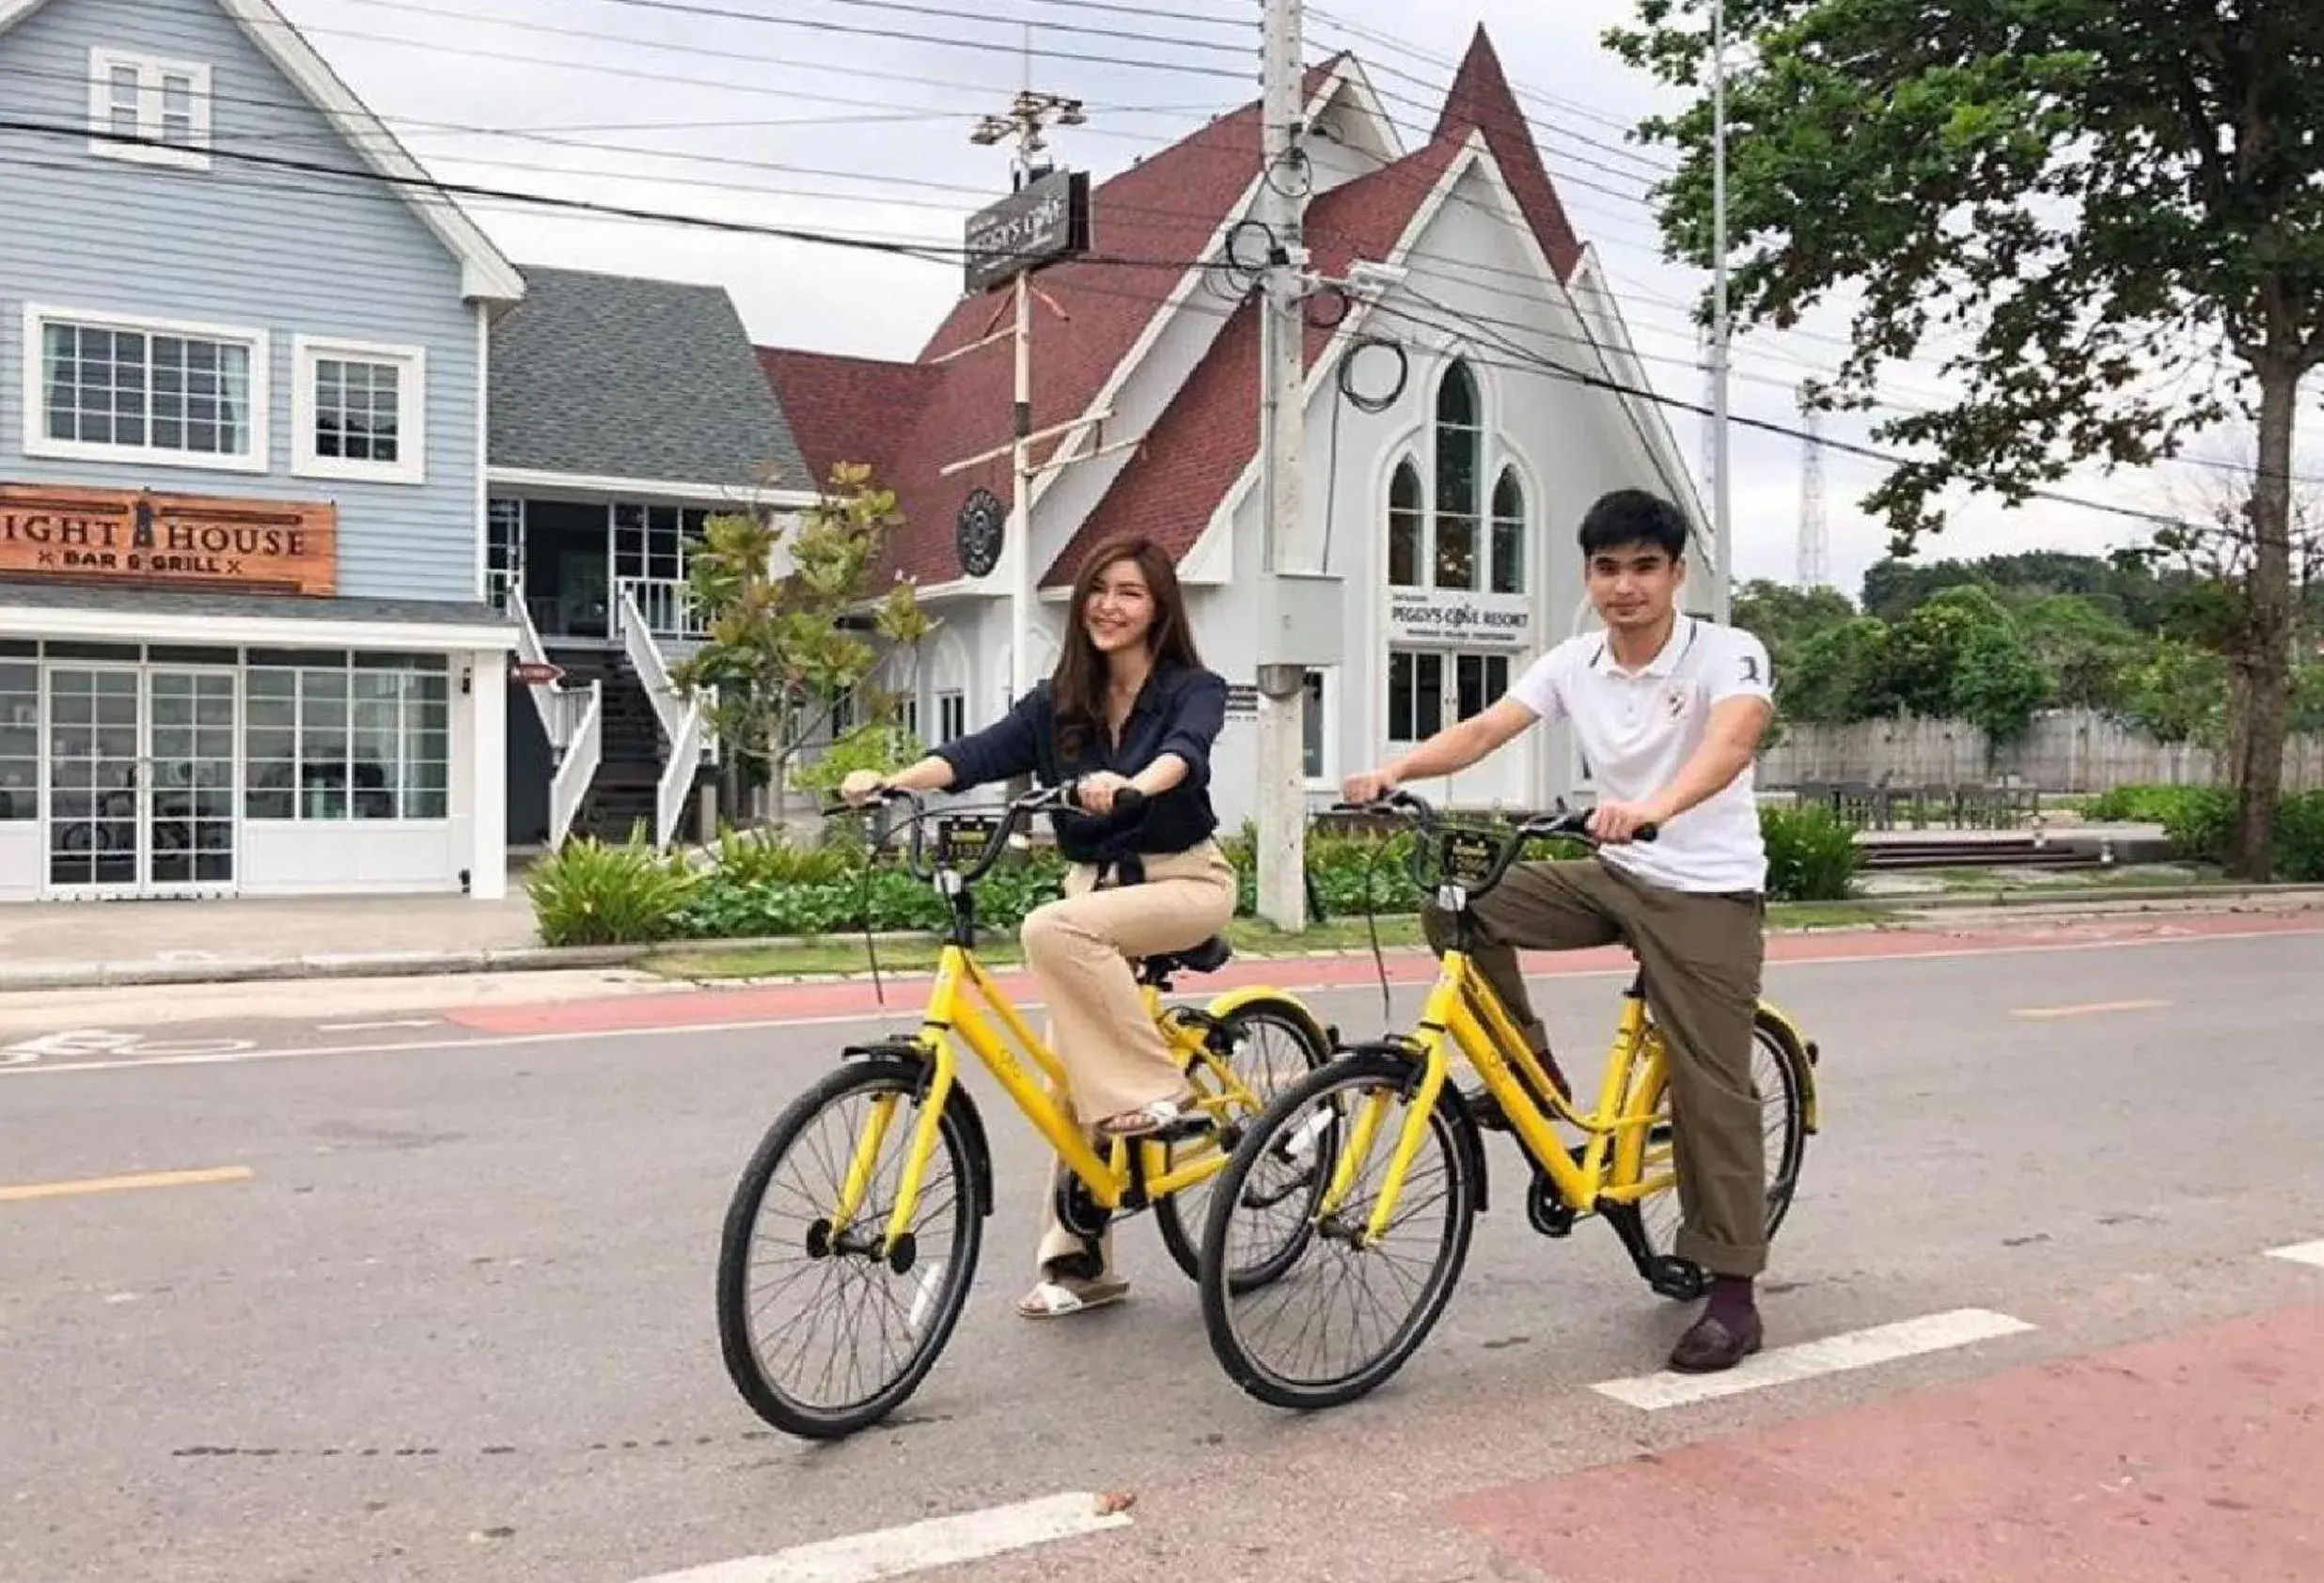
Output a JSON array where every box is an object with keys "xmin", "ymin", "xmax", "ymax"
[
  {"xmin": 1783, "ymin": 615, "xmax": 1891, "ymax": 722},
  {"xmin": 1610, "ymin": 0, "xmax": 2324, "ymax": 877},
  {"xmin": 2015, "ymin": 594, "xmax": 2141, "ymax": 711},
  {"xmin": 1732, "ymin": 578, "xmax": 1857, "ymax": 678},
  {"xmin": 671, "ymin": 462, "xmax": 932, "ymax": 823},
  {"xmin": 1952, "ymin": 623, "xmax": 2051, "ymax": 748},
  {"xmin": 2116, "ymin": 639, "xmax": 2229, "ymax": 744}
]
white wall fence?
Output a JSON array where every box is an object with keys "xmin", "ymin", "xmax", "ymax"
[{"xmin": 1757, "ymin": 710, "xmax": 2324, "ymax": 794}]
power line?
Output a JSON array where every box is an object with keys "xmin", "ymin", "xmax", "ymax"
[
  {"xmin": 574, "ymin": 0, "xmax": 1256, "ymax": 53},
  {"xmin": 313, "ymin": 0, "xmax": 1253, "ymax": 82}
]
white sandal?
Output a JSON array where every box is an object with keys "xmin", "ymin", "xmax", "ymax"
[
  {"xmin": 1094, "ymin": 1092, "xmax": 1201, "ymax": 1139},
  {"xmin": 1016, "ymin": 1275, "xmax": 1129, "ymax": 1320}
]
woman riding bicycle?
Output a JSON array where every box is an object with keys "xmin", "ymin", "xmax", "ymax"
[{"xmin": 840, "ymin": 535, "xmax": 1236, "ymax": 1321}]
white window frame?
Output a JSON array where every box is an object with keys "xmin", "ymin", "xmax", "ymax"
[
  {"xmin": 86, "ymin": 48, "xmax": 212, "ymax": 171},
  {"xmin": 292, "ymin": 336, "xmax": 427, "ymax": 485},
  {"xmin": 22, "ymin": 303, "xmax": 269, "ymax": 473}
]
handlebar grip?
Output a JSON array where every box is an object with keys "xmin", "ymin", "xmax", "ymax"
[{"xmin": 1112, "ymin": 786, "xmax": 1146, "ymax": 819}]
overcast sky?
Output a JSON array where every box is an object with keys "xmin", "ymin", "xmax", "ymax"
[{"xmin": 270, "ymin": 0, "xmax": 2322, "ymax": 602}]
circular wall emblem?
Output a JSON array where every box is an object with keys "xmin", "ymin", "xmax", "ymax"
[{"xmin": 955, "ymin": 488, "xmax": 1005, "ymax": 578}]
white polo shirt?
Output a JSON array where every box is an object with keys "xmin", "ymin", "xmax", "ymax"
[{"xmin": 1508, "ymin": 617, "xmax": 1774, "ymax": 894}]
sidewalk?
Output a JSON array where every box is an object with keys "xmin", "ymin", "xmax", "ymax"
[
  {"xmin": 4, "ymin": 873, "xmax": 2318, "ymax": 994},
  {"xmin": 0, "ymin": 891, "xmax": 550, "ymax": 990}
]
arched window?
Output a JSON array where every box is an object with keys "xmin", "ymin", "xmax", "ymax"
[
  {"xmin": 1433, "ymin": 361, "xmax": 1481, "ymax": 589},
  {"xmin": 1490, "ymin": 465, "xmax": 1526, "ymax": 595},
  {"xmin": 1387, "ymin": 459, "xmax": 1423, "ymax": 588}
]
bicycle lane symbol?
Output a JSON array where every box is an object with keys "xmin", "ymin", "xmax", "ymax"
[{"xmin": 0, "ymin": 1028, "xmax": 259, "ymax": 1068}]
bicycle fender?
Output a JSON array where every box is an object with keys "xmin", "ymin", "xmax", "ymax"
[
  {"xmin": 1197, "ymin": 985, "xmax": 1337, "ymax": 1057},
  {"xmin": 838, "ymin": 1037, "xmax": 997, "ymax": 1217},
  {"xmin": 1752, "ymin": 1000, "xmax": 1821, "ymax": 1135},
  {"xmin": 1338, "ymin": 1040, "xmax": 1491, "ymax": 1215}
]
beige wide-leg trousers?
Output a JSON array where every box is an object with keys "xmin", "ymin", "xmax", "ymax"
[{"xmin": 1019, "ymin": 842, "xmax": 1238, "ymax": 1281}]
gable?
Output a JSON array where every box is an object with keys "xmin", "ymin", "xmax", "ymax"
[{"xmin": 0, "ymin": 0, "xmax": 520, "ymax": 303}]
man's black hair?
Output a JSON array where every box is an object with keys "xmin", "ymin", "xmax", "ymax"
[{"xmin": 1577, "ymin": 489, "xmax": 1689, "ymax": 560}]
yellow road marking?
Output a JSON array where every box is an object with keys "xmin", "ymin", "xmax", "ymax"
[
  {"xmin": 0, "ymin": 1165, "xmax": 254, "ymax": 1203},
  {"xmin": 2010, "ymin": 998, "xmax": 2172, "ymax": 1021}
]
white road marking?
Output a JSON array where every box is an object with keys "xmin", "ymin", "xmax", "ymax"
[
  {"xmin": 2264, "ymin": 1240, "xmax": 2324, "ymax": 1269},
  {"xmin": 0, "ymin": 921, "xmax": 2314, "ymax": 1081},
  {"xmin": 629, "ymin": 1491, "xmax": 1131, "ymax": 1583},
  {"xmin": 1591, "ymin": 1308, "xmax": 2037, "ymax": 1411},
  {"xmin": 316, "ymin": 1018, "xmax": 441, "ymax": 1032},
  {"xmin": 2010, "ymin": 997, "xmax": 2171, "ymax": 1020}
]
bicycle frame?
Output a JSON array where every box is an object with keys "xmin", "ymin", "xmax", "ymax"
[
  {"xmin": 1327, "ymin": 949, "xmax": 1677, "ymax": 1244},
  {"xmin": 833, "ymin": 941, "xmax": 1262, "ymax": 1257}
]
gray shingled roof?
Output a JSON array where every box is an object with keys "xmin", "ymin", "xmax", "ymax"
[
  {"xmin": 0, "ymin": 579, "xmax": 510, "ymax": 633},
  {"xmin": 489, "ymin": 266, "xmax": 809, "ymax": 492}
]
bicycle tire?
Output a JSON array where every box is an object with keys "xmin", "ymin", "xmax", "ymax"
[
  {"xmin": 1627, "ymin": 1009, "xmax": 1813, "ymax": 1277},
  {"xmin": 1198, "ymin": 1049, "xmax": 1479, "ymax": 1412},
  {"xmin": 1154, "ymin": 995, "xmax": 1331, "ymax": 1282},
  {"xmin": 715, "ymin": 1056, "xmax": 985, "ymax": 1440}
]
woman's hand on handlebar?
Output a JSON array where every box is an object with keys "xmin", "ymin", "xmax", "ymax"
[
  {"xmin": 837, "ymin": 769, "xmax": 889, "ymax": 807},
  {"xmin": 1071, "ymin": 771, "xmax": 1137, "ymax": 817}
]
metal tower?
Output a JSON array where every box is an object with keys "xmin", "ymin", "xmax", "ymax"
[{"xmin": 1797, "ymin": 380, "xmax": 1829, "ymax": 589}]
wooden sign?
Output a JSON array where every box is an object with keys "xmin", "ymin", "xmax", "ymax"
[
  {"xmin": 510, "ymin": 659, "xmax": 564, "ymax": 686},
  {"xmin": 0, "ymin": 483, "xmax": 338, "ymax": 597}
]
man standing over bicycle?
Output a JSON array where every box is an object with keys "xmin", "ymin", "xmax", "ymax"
[{"xmin": 1343, "ymin": 488, "xmax": 1778, "ymax": 1374}]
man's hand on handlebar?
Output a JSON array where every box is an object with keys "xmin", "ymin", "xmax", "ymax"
[
  {"xmin": 1585, "ymin": 798, "xmax": 1663, "ymax": 845},
  {"xmin": 1342, "ymin": 767, "xmax": 1401, "ymax": 807}
]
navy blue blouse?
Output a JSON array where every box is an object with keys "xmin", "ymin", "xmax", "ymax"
[{"xmin": 932, "ymin": 665, "xmax": 1230, "ymax": 864}]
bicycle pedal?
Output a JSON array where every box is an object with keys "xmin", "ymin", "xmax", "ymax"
[{"xmin": 1146, "ymin": 1113, "xmax": 1217, "ymax": 1146}]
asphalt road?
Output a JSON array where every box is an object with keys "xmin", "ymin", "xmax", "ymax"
[{"xmin": 4, "ymin": 923, "xmax": 2323, "ymax": 1583}]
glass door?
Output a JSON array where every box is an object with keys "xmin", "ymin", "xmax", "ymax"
[
  {"xmin": 146, "ymin": 669, "xmax": 237, "ymax": 892},
  {"xmin": 46, "ymin": 666, "xmax": 142, "ymax": 895},
  {"xmin": 45, "ymin": 666, "xmax": 238, "ymax": 897}
]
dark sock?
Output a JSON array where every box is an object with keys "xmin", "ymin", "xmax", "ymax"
[{"xmin": 1704, "ymin": 1275, "xmax": 1755, "ymax": 1328}]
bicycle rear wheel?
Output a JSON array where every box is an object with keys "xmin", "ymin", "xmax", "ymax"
[
  {"xmin": 1627, "ymin": 1009, "xmax": 1812, "ymax": 1286},
  {"xmin": 715, "ymin": 1056, "xmax": 984, "ymax": 1439},
  {"xmin": 1199, "ymin": 1050, "xmax": 1478, "ymax": 1412},
  {"xmin": 1154, "ymin": 995, "xmax": 1331, "ymax": 1282}
]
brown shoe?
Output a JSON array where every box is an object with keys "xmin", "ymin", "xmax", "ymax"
[{"xmin": 1667, "ymin": 1309, "xmax": 1764, "ymax": 1373}]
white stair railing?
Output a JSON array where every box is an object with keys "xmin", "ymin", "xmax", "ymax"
[
  {"xmin": 615, "ymin": 574, "xmax": 706, "ymax": 642},
  {"xmin": 617, "ymin": 584, "xmax": 714, "ymax": 848},
  {"xmin": 512, "ymin": 600, "xmax": 572, "ymax": 749},
  {"xmin": 548, "ymin": 680, "xmax": 603, "ymax": 848}
]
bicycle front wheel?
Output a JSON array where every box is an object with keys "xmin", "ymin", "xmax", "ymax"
[
  {"xmin": 1199, "ymin": 1050, "xmax": 1479, "ymax": 1412},
  {"xmin": 715, "ymin": 1056, "xmax": 985, "ymax": 1439}
]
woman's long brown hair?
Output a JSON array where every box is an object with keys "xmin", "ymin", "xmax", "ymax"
[{"xmin": 1051, "ymin": 536, "xmax": 1203, "ymax": 760}]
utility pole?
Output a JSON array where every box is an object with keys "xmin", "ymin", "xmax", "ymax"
[
  {"xmin": 1707, "ymin": 0, "xmax": 1734, "ymax": 622},
  {"xmin": 957, "ymin": 55, "xmax": 1088, "ymax": 703},
  {"xmin": 1254, "ymin": 0, "xmax": 1314, "ymax": 931}
]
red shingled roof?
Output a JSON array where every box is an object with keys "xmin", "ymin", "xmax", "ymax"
[
  {"xmin": 1045, "ymin": 28, "xmax": 1585, "ymax": 587},
  {"xmin": 803, "ymin": 58, "xmax": 1349, "ymax": 590},
  {"xmin": 1043, "ymin": 137, "xmax": 1467, "ymax": 588},
  {"xmin": 751, "ymin": 29, "xmax": 1589, "ymax": 592},
  {"xmin": 1435, "ymin": 27, "xmax": 1584, "ymax": 280},
  {"xmin": 756, "ymin": 347, "xmax": 939, "ymax": 490}
]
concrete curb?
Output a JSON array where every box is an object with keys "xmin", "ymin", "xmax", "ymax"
[{"xmin": 7, "ymin": 884, "xmax": 2320, "ymax": 994}]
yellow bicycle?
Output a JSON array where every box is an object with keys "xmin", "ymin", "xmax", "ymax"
[
  {"xmin": 715, "ymin": 782, "xmax": 1332, "ymax": 1438},
  {"xmin": 1198, "ymin": 792, "xmax": 1820, "ymax": 1410}
]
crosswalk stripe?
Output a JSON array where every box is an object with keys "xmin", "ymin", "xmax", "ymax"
[
  {"xmin": 1592, "ymin": 1308, "xmax": 2038, "ymax": 1411},
  {"xmin": 626, "ymin": 1491, "xmax": 1131, "ymax": 1583}
]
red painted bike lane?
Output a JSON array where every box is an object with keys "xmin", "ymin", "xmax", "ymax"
[
  {"xmin": 1449, "ymin": 1300, "xmax": 2324, "ymax": 1582},
  {"xmin": 447, "ymin": 911, "xmax": 2324, "ymax": 1038}
]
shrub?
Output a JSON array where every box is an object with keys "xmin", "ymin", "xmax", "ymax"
[
  {"xmin": 526, "ymin": 836, "xmax": 699, "ymax": 947},
  {"xmin": 1759, "ymin": 802, "xmax": 1860, "ymax": 902},
  {"xmin": 2266, "ymin": 791, "xmax": 2324, "ymax": 882},
  {"xmin": 2082, "ymin": 784, "xmax": 2222, "ymax": 828}
]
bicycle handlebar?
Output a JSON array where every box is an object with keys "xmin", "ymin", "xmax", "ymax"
[
  {"xmin": 822, "ymin": 778, "xmax": 1146, "ymax": 888},
  {"xmin": 1325, "ymin": 788, "xmax": 1657, "ymax": 900}
]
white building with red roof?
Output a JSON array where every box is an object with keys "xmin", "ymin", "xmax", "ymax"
[{"xmin": 762, "ymin": 29, "xmax": 1713, "ymax": 823}]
